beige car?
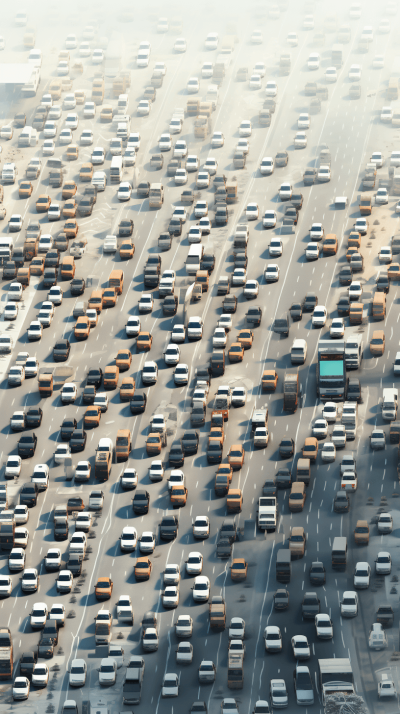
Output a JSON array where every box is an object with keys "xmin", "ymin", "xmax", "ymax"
[{"xmin": 289, "ymin": 526, "xmax": 306, "ymax": 558}]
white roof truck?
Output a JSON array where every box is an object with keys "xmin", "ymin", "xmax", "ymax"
[
  {"xmin": 257, "ymin": 497, "xmax": 277, "ymax": 532},
  {"xmin": 318, "ymin": 659, "xmax": 354, "ymax": 706},
  {"xmin": 382, "ymin": 388, "xmax": 398, "ymax": 421}
]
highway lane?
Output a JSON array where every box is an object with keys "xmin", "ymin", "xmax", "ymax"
[{"xmin": 0, "ymin": 2, "xmax": 399, "ymax": 714}]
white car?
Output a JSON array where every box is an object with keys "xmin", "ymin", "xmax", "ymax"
[
  {"xmin": 21, "ymin": 568, "xmax": 39, "ymax": 593},
  {"xmin": 192, "ymin": 575, "xmax": 210, "ymax": 602},
  {"xmin": 310, "ymin": 223, "xmax": 324, "ymax": 241},
  {"xmin": 312, "ymin": 306, "xmax": 327, "ymax": 326},
  {"xmin": 69, "ymin": 659, "xmax": 87, "ymax": 687},
  {"xmin": 4, "ymin": 303, "xmax": 18, "ymax": 320},
  {"xmin": 348, "ymin": 281, "xmax": 362, "ymax": 300},
  {"xmin": 138, "ymin": 100, "xmax": 151, "ymax": 116},
  {"xmin": 298, "ymin": 113, "xmax": 310, "ymax": 129},
  {"xmin": 103, "ymin": 236, "xmax": 117, "ymax": 253},
  {"xmin": 378, "ymin": 246, "xmax": 392, "ymax": 262},
  {"xmin": 263, "ymin": 210, "xmax": 276, "ymax": 228},
  {"xmin": 194, "ymin": 201, "xmax": 208, "ymax": 218},
  {"xmin": 91, "ymin": 147, "xmax": 105, "ymax": 164},
  {"xmin": 204, "ymin": 157, "xmax": 218, "ymax": 174},
  {"xmin": 249, "ymin": 74, "xmax": 261, "ymax": 89},
  {"xmin": 269, "ymin": 239, "xmax": 283, "ymax": 256},
  {"xmin": 14, "ymin": 505, "xmax": 28, "ymax": 525},
  {"xmin": 377, "ymin": 512, "xmax": 393, "ymax": 533},
  {"xmin": 232, "ymin": 268, "xmax": 247, "ymax": 286},
  {"xmin": 239, "ymin": 120, "xmax": 252, "ymax": 137},
  {"xmin": 125, "ymin": 316, "xmax": 141, "ymax": 337},
  {"xmin": 354, "ymin": 562, "xmax": 370, "ymax": 589},
  {"xmin": 218, "ymin": 315, "xmax": 232, "ymax": 331},
  {"xmin": 376, "ymin": 188, "xmax": 388, "ymax": 204},
  {"xmin": 32, "ymin": 464, "xmax": 49, "ymax": 490},
  {"xmin": 164, "ymin": 564, "xmax": 181, "ymax": 584},
  {"xmin": 65, "ymin": 113, "xmax": 78, "ymax": 130},
  {"xmin": 83, "ymin": 102, "xmax": 96, "ymax": 119},
  {"xmin": 308, "ymin": 53, "xmax": 320, "ymax": 69},
  {"xmin": 318, "ymin": 165, "xmax": 331, "ymax": 181},
  {"xmin": 315, "ymin": 614, "xmax": 333, "ymax": 639},
  {"xmin": 44, "ymin": 121, "xmax": 57, "ymax": 138},
  {"xmin": 371, "ymin": 151, "xmax": 384, "ymax": 168},
  {"xmin": 254, "ymin": 62, "xmax": 266, "ymax": 77},
  {"xmin": 231, "ymin": 387, "xmax": 246, "ymax": 407},
  {"xmin": 264, "ymin": 625, "xmax": 283, "ymax": 651},
  {"xmin": 176, "ymin": 614, "xmax": 193, "ymax": 637},
  {"xmin": 174, "ymin": 363, "xmax": 189, "ymax": 385},
  {"xmin": 202, "ymin": 62, "xmax": 214, "ymax": 78},
  {"xmin": 120, "ymin": 526, "xmax": 137, "ymax": 552},
  {"xmin": 127, "ymin": 133, "xmax": 141, "ymax": 151},
  {"xmin": 118, "ymin": 182, "xmax": 132, "ymax": 201},
  {"xmin": 27, "ymin": 321, "xmax": 43, "ymax": 341},
  {"xmin": 326, "ymin": 67, "xmax": 337, "ymax": 82},
  {"xmin": 376, "ymin": 551, "xmax": 392, "ymax": 574},
  {"xmin": 139, "ymin": 532, "xmax": 156, "ymax": 554},
  {"xmin": 246, "ymin": 202, "xmax": 259, "ymax": 220},
  {"xmin": 265, "ymin": 80, "xmax": 278, "ymax": 96},
  {"xmin": 32, "ymin": 663, "xmax": 49, "ymax": 688},
  {"xmin": 142, "ymin": 362, "xmax": 158, "ymax": 384},
  {"xmin": 121, "ymin": 468, "xmax": 137, "ymax": 489},
  {"xmin": 48, "ymin": 204, "xmax": 61, "ymax": 221},
  {"xmin": 332, "ymin": 425, "xmax": 347, "ymax": 448},
  {"xmin": 341, "ymin": 470, "xmax": 357, "ymax": 490},
  {"xmin": 169, "ymin": 117, "xmax": 182, "ymax": 134},
  {"xmin": 44, "ymin": 548, "xmax": 61, "ymax": 571},
  {"xmin": 294, "ymin": 132, "xmax": 307, "ymax": 148},
  {"xmin": 171, "ymin": 324, "xmax": 185, "ymax": 343},
  {"xmin": 270, "ymin": 679, "xmax": 289, "ymax": 708},
  {"xmin": 330, "ymin": 318, "xmax": 344, "ymax": 338},
  {"xmin": 30, "ymin": 602, "xmax": 48, "ymax": 629},
  {"xmin": 61, "ymin": 383, "xmax": 77, "ymax": 403},
  {"xmin": 159, "ymin": 134, "xmax": 172, "ymax": 151},
  {"xmin": 59, "ymin": 129, "xmax": 72, "ymax": 144},
  {"xmin": 235, "ymin": 140, "xmax": 248, "ymax": 156},
  {"xmin": 196, "ymin": 172, "xmax": 210, "ymax": 188},
  {"xmin": 229, "ymin": 617, "xmax": 245, "ymax": 639},
  {"xmin": 291, "ymin": 635, "xmax": 310, "ymax": 659},
  {"xmin": 187, "ymin": 77, "xmax": 200, "ymax": 93},
  {"xmin": 381, "ymin": 106, "xmax": 393, "ymax": 122},
  {"xmin": 139, "ymin": 294, "xmax": 153, "ymax": 312},
  {"xmin": 244, "ymin": 280, "xmax": 259, "ymax": 298},
  {"xmin": 13, "ymin": 676, "xmax": 30, "ymax": 700},
  {"xmin": 312, "ymin": 418, "xmax": 328, "ymax": 438},
  {"xmin": 163, "ymin": 586, "xmax": 179, "ymax": 608},
  {"xmin": 187, "ymin": 317, "xmax": 203, "ymax": 340},
  {"xmin": 149, "ymin": 460, "xmax": 164, "ymax": 481},
  {"xmin": 99, "ymin": 658, "xmax": 117, "ymax": 686},
  {"xmin": 378, "ymin": 674, "xmax": 397, "ymax": 699},
  {"xmin": 369, "ymin": 623, "xmax": 388, "ymax": 651},
  {"xmin": 8, "ymin": 548, "xmax": 25, "ymax": 572},
  {"xmin": 174, "ymin": 139, "xmax": 187, "ymax": 157},
  {"xmin": 164, "ymin": 344, "xmax": 180, "ymax": 365},
  {"xmin": 175, "ymin": 168, "xmax": 188, "ymax": 185},
  {"xmin": 110, "ymin": 138, "xmax": 122, "ymax": 155},
  {"xmin": 213, "ymin": 328, "xmax": 227, "ymax": 347},
  {"xmin": 260, "ymin": 157, "xmax": 274, "ymax": 175},
  {"xmin": 321, "ymin": 442, "xmax": 336, "ymax": 462},
  {"xmin": 186, "ymin": 552, "xmax": 203, "ymax": 575},
  {"xmin": 162, "ymin": 672, "xmax": 180, "ymax": 697},
  {"xmin": 5, "ymin": 455, "xmax": 22, "ymax": 478},
  {"xmin": 211, "ymin": 132, "xmax": 224, "ymax": 148},
  {"xmin": 42, "ymin": 139, "xmax": 56, "ymax": 155},
  {"xmin": 279, "ymin": 183, "xmax": 292, "ymax": 200},
  {"xmin": 340, "ymin": 591, "xmax": 358, "ymax": 617},
  {"xmin": 198, "ymin": 217, "xmax": 211, "ymax": 233},
  {"xmin": 193, "ymin": 516, "xmax": 210, "ymax": 539},
  {"xmin": 54, "ymin": 444, "xmax": 71, "ymax": 464},
  {"xmin": 349, "ymin": 64, "xmax": 362, "ymax": 81},
  {"xmin": 323, "ymin": 403, "xmax": 337, "ymax": 422},
  {"xmin": 354, "ymin": 218, "xmax": 368, "ymax": 235},
  {"xmin": 174, "ymin": 38, "xmax": 187, "ymax": 52},
  {"xmin": 306, "ymin": 242, "xmax": 320, "ymax": 260}
]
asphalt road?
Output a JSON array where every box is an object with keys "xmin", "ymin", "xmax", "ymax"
[{"xmin": 0, "ymin": 1, "xmax": 399, "ymax": 714}]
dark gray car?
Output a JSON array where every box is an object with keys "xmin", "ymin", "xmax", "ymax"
[
  {"xmin": 274, "ymin": 589, "xmax": 289, "ymax": 610},
  {"xmin": 334, "ymin": 491, "xmax": 350, "ymax": 513},
  {"xmin": 273, "ymin": 313, "xmax": 290, "ymax": 336},
  {"xmin": 309, "ymin": 562, "xmax": 326, "ymax": 585},
  {"xmin": 302, "ymin": 592, "xmax": 320, "ymax": 619},
  {"xmin": 160, "ymin": 515, "xmax": 178, "ymax": 541}
]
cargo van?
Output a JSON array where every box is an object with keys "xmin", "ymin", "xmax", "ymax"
[
  {"xmin": 332, "ymin": 536, "xmax": 347, "ymax": 569},
  {"xmin": 296, "ymin": 458, "xmax": 311, "ymax": 485},
  {"xmin": 276, "ymin": 549, "xmax": 291, "ymax": 583},
  {"xmin": 18, "ymin": 126, "xmax": 38, "ymax": 147},
  {"xmin": 387, "ymin": 77, "xmax": 398, "ymax": 100},
  {"xmin": 110, "ymin": 156, "xmax": 123, "ymax": 183},
  {"xmin": 185, "ymin": 244, "xmax": 204, "ymax": 275},
  {"xmin": 109, "ymin": 269, "xmax": 124, "ymax": 294},
  {"xmin": 372, "ymin": 292, "xmax": 386, "ymax": 320},
  {"xmin": 291, "ymin": 339, "xmax": 307, "ymax": 365}
]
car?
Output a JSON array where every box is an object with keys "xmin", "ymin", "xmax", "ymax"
[
  {"xmin": 312, "ymin": 306, "xmax": 327, "ymax": 326},
  {"xmin": 292, "ymin": 634, "xmax": 310, "ymax": 659},
  {"xmin": 13, "ymin": 676, "xmax": 30, "ymax": 700},
  {"xmin": 315, "ymin": 613, "xmax": 333, "ymax": 639},
  {"xmin": 270, "ymin": 679, "xmax": 289, "ymax": 708},
  {"xmin": 99, "ymin": 657, "xmax": 117, "ymax": 686},
  {"xmin": 354, "ymin": 562, "xmax": 371, "ymax": 588},
  {"xmin": 192, "ymin": 575, "xmax": 210, "ymax": 602},
  {"xmin": 330, "ymin": 318, "xmax": 344, "ymax": 338},
  {"xmin": 369, "ymin": 623, "xmax": 388, "ymax": 650},
  {"xmin": 69, "ymin": 659, "xmax": 87, "ymax": 687},
  {"xmin": 264, "ymin": 625, "xmax": 282, "ymax": 652},
  {"xmin": 193, "ymin": 516, "xmax": 210, "ymax": 539},
  {"xmin": 376, "ymin": 551, "xmax": 392, "ymax": 574},
  {"xmin": 312, "ymin": 418, "xmax": 328, "ymax": 439},
  {"xmin": 162, "ymin": 672, "xmax": 180, "ymax": 697},
  {"xmin": 340, "ymin": 591, "xmax": 358, "ymax": 618},
  {"xmin": 229, "ymin": 617, "xmax": 245, "ymax": 639}
]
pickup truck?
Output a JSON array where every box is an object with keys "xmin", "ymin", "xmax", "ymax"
[{"xmin": 123, "ymin": 656, "xmax": 145, "ymax": 705}]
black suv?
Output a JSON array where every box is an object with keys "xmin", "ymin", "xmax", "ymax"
[
  {"xmin": 25, "ymin": 407, "xmax": 43, "ymax": 428},
  {"xmin": 53, "ymin": 339, "xmax": 70, "ymax": 361},
  {"xmin": 87, "ymin": 368, "xmax": 103, "ymax": 387},
  {"xmin": 20, "ymin": 483, "xmax": 38, "ymax": 507},
  {"xmin": 70, "ymin": 278, "xmax": 85, "ymax": 295},
  {"xmin": 61, "ymin": 418, "xmax": 77, "ymax": 441},
  {"xmin": 18, "ymin": 433, "xmax": 38, "ymax": 458},
  {"xmin": 130, "ymin": 393, "xmax": 147, "ymax": 414},
  {"xmin": 181, "ymin": 431, "xmax": 199, "ymax": 455},
  {"xmin": 160, "ymin": 515, "xmax": 178, "ymax": 541}
]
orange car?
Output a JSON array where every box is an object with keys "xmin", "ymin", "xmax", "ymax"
[
  {"xmin": 104, "ymin": 365, "xmax": 119, "ymax": 389},
  {"xmin": 370, "ymin": 330, "xmax": 385, "ymax": 356},
  {"xmin": 262, "ymin": 370, "xmax": 278, "ymax": 391},
  {"xmin": 348, "ymin": 231, "xmax": 361, "ymax": 249},
  {"xmin": 63, "ymin": 219, "xmax": 79, "ymax": 238},
  {"xmin": 137, "ymin": 332, "xmax": 153, "ymax": 351},
  {"xmin": 120, "ymin": 377, "xmax": 135, "ymax": 401},
  {"xmin": 135, "ymin": 557, "xmax": 152, "ymax": 581},
  {"xmin": 237, "ymin": 329, "xmax": 253, "ymax": 349},
  {"xmin": 103, "ymin": 288, "xmax": 117, "ymax": 307},
  {"xmin": 227, "ymin": 488, "xmax": 243, "ymax": 512},
  {"xmin": 79, "ymin": 162, "xmax": 94, "ymax": 181},
  {"xmin": 346, "ymin": 246, "xmax": 358, "ymax": 262},
  {"xmin": 228, "ymin": 343, "xmax": 244, "ymax": 362},
  {"xmin": 95, "ymin": 576, "xmax": 113, "ymax": 600},
  {"xmin": 19, "ymin": 181, "xmax": 33, "ymax": 198},
  {"xmin": 146, "ymin": 433, "xmax": 162, "ymax": 455},
  {"xmin": 62, "ymin": 181, "xmax": 77, "ymax": 199},
  {"xmin": 63, "ymin": 199, "xmax": 77, "ymax": 217},
  {"xmin": 30, "ymin": 256, "xmax": 45, "ymax": 276},
  {"xmin": 74, "ymin": 316, "xmax": 90, "ymax": 340},
  {"xmin": 66, "ymin": 144, "xmax": 79, "ymax": 160},
  {"xmin": 170, "ymin": 485, "xmax": 188, "ymax": 507},
  {"xmin": 216, "ymin": 464, "xmax": 233, "ymax": 482},
  {"xmin": 84, "ymin": 406, "xmax": 101, "ymax": 428},
  {"xmin": 302, "ymin": 437, "xmax": 318, "ymax": 462},
  {"xmin": 36, "ymin": 194, "xmax": 51, "ymax": 212},
  {"xmin": 322, "ymin": 234, "xmax": 338, "ymax": 255},
  {"xmin": 388, "ymin": 263, "xmax": 400, "ymax": 280},
  {"xmin": 231, "ymin": 558, "xmax": 248, "ymax": 581},
  {"xmin": 116, "ymin": 349, "xmax": 132, "ymax": 371},
  {"xmin": 228, "ymin": 444, "xmax": 245, "ymax": 470},
  {"xmin": 119, "ymin": 241, "xmax": 135, "ymax": 259}
]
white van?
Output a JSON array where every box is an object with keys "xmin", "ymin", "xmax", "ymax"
[
  {"xmin": 110, "ymin": 156, "xmax": 123, "ymax": 183},
  {"xmin": 18, "ymin": 126, "xmax": 38, "ymax": 147},
  {"xmin": 185, "ymin": 245, "xmax": 204, "ymax": 275},
  {"xmin": 92, "ymin": 171, "xmax": 107, "ymax": 191}
]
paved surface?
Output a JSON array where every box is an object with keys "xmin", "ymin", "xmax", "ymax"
[{"xmin": 0, "ymin": 1, "xmax": 400, "ymax": 713}]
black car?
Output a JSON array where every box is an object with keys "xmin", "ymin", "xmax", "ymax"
[
  {"xmin": 276, "ymin": 467, "xmax": 292, "ymax": 488},
  {"xmin": 160, "ymin": 515, "xmax": 179, "ymax": 541},
  {"xmin": 302, "ymin": 592, "xmax": 320, "ymax": 619},
  {"xmin": 339, "ymin": 265, "xmax": 353, "ymax": 285},
  {"xmin": 67, "ymin": 552, "xmax": 83, "ymax": 576},
  {"xmin": 137, "ymin": 181, "xmax": 150, "ymax": 197},
  {"xmin": 223, "ymin": 295, "xmax": 237, "ymax": 313},
  {"xmin": 25, "ymin": 407, "xmax": 43, "ymax": 428},
  {"xmin": 337, "ymin": 296, "xmax": 350, "ymax": 316},
  {"xmin": 273, "ymin": 314, "xmax": 290, "ymax": 336},
  {"xmin": 20, "ymin": 651, "xmax": 37, "ymax": 678},
  {"xmin": 82, "ymin": 385, "xmax": 96, "ymax": 404},
  {"xmin": 77, "ymin": 197, "xmax": 95, "ymax": 216},
  {"xmin": 219, "ymin": 518, "xmax": 236, "ymax": 543},
  {"xmin": 70, "ymin": 428, "xmax": 87, "ymax": 452},
  {"xmin": 334, "ymin": 491, "xmax": 350, "ymax": 513},
  {"xmin": 275, "ymin": 151, "xmax": 288, "ymax": 167},
  {"xmin": 61, "ymin": 418, "xmax": 77, "ymax": 441},
  {"xmin": 262, "ymin": 479, "xmax": 277, "ymax": 497},
  {"xmin": 20, "ymin": 483, "xmax": 38, "ymax": 507},
  {"xmin": 18, "ymin": 433, "xmax": 38, "ymax": 458},
  {"xmin": 181, "ymin": 431, "xmax": 199, "ymax": 455},
  {"xmin": 2, "ymin": 261, "xmax": 17, "ymax": 280},
  {"xmin": 130, "ymin": 393, "xmax": 147, "ymax": 414},
  {"xmin": 163, "ymin": 294, "xmax": 178, "ymax": 315},
  {"xmin": 302, "ymin": 292, "xmax": 318, "ymax": 312},
  {"xmin": 291, "ymin": 193, "xmax": 304, "ymax": 209},
  {"xmin": 53, "ymin": 339, "xmax": 70, "ymax": 361},
  {"xmin": 191, "ymin": 703, "xmax": 207, "ymax": 714},
  {"xmin": 44, "ymin": 250, "xmax": 60, "ymax": 269},
  {"xmin": 274, "ymin": 589, "xmax": 289, "ymax": 610},
  {"xmin": 12, "ymin": 247, "xmax": 25, "ymax": 268},
  {"xmin": 38, "ymin": 621, "xmax": 59, "ymax": 658},
  {"xmin": 207, "ymin": 440, "xmax": 223, "ymax": 464},
  {"xmin": 392, "ymin": 235, "xmax": 400, "ymax": 254},
  {"xmin": 376, "ymin": 605, "xmax": 394, "ymax": 627},
  {"xmin": 132, "ymin": 489, "xmax": 150, "ymax": 514},
  {"xmin": 54, "ymin": 520, "xmax": 69, "ymax": 540},
  {"xmin": 87, "ymin": 368, "xmax": 103, "ymax": 388},
  {"xmin": 119, "ymin": 219, "xmax": 134, "ymax": 237},
  {"xmin": 70, "ymin": 277, "xmax": 85, "ymax": 295},
  {"xmin": 168, "ymin": 218, "xmax": 183, "ymax": 236},
  {"xmin": 200, "ymin": 254, "xmax": 215, "ymax": 274},
  {"xmin": 290, "ymin": 302, "xmax": 302, "ymax": 321},
  {"xmin": 246, "ymin": 306, "xmax": 262, "ymax": 326},
  {"xmin": 347, "ymin": 378, "xmax": 361, "ymax": 403},
  {"xmin": 309, "ymin": 561, "xmax": 326, "ymax": 585},
  {"xmin": 376, "ymin": 273, "xmax": 390, "ymax": 293},
  {"xmin": 279, "ymin": 438, "xmax": 294, "ymax": 458},
  {"xmin": 169, "ymin": 441, "xmax": 185, "ymax": 467},
  {"xmin": 191, "ymin": 406, "xmax": 206, "ymax": 427},
  {"xmin": 43, "ymin": 268, "xmax": 57, "ymax": 288},
  {"xmin": 216, "ymin": 538, "xmax": 232, "ymax": 558}
]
